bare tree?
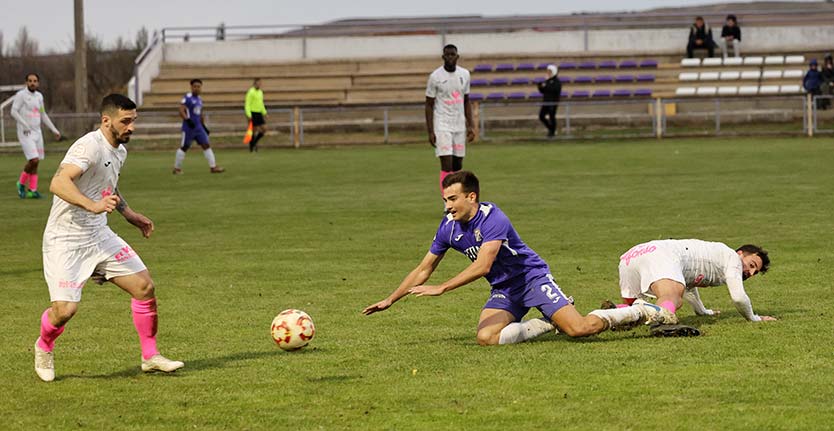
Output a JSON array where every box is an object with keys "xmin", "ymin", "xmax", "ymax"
[
  {"xmin": 12, "ymin": 26, "xmax": 39, "ymax": 57},
  {"xmin": 134, "ymin": 27, "xmax": 149, "ymax": 51}
]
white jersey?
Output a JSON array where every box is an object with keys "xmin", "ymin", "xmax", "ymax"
[
  {"xmin": 43, "ymin": 129, "xmax": 127, "ymax": 250},
  {"xmin": 426, "ymin": 66, "xmax": 470, "ymax": 132},
  {"xmin": 10, "ymin": 88, "xmax": 59, "ymax": 136},
  {"xmin": 650, "ymin": 239, "xmax": 759, "ymax": 321}
]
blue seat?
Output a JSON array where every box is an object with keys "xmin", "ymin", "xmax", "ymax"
[
  {"xmin": 636, "ymin": 74, "xmax": 655, "ymax": 82},
  {"xmin": 560, "ymin": 91, "xmax": 569, "ymax": 98},
  {"xmin": 537, "ymin": 63, "xmax": 551, "ymax": 70},
  {"xmin": 639, "ymin": 59, "xmax": 658, "ymax": 68},
  {"xmin": 516, "ymin": 63, "xmax": 536, "ymax": 71},
  {"xmin": 573, "ymin": 76, "xmax": 593, "ymax": 84},
  {"xmin": 490, "ymin": 78, "xmax": 509, "ymax": 86},
  {"xmin": 529, "ymin": 91, "xmax": 543, "ymax": 98},
  {"xmin": 599, "ymin": 60, "xmax": 617, "ymax": 69},
  {"xmin": 594, "ymin": 75, "xmax": 614, "ymax": 83},
  {"xmin": 558, "ymin": 76, "xmax": 571, "ymax": 83},
  {"xmin": 615, "ymin": 75, "xmax": 635, "ymax": 83},
  {"xmin": 579, "ymin": 61, "xmax": 596, "ymax": 69},
  {"xmin": 474, "ymin": 64, "xmax": 493, "ymax": 72},
  {"xmin": 469, "ymin": 93, "xmax": 485, "ymax": 101},
  {"xmin": 532, "ymin": 76, "xmax": 547, "ymax": 84},
  {"xmin": 619, "ymin": 60, "xmax": 638, "ymax": 68},
  {"xmin": 572, "ymin": 90, "xmax": 590, "ymax": 98},
  {"xmin": 495, "ymin": 63, "xmax": 515, "ymax": 72},
  {"xmin": 471, "ymin": 79, "xmax": 489, "ymax": 87},
  {"xmin": 613, "ymin": 89, "xmax": 632, "ymax": 97},
  {"xmin": 558, "ymin": 61, "xmax": 577, "ymax": 70},
  {"xmin": 507, "ymin": 92, "xmax": 527, "ymax": 100},
  {"xmin": 510, "ymin": 77, "xmax": 530, "ymax": 85},
  {"xmin": 592, "ymin": 90, "xmax": 611, "ymax": 97},
  {"xmin": 633, "ymin": 88, "xmax": 653, "ymax": 97},
  {"xmin": 486, "ymin": 92, "xmax": 505, "ymax": 100}
]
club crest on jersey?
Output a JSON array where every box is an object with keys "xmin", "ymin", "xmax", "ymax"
[{"xmin": 474, "ymin": 228, "xmax": 482, "ymax": 242}]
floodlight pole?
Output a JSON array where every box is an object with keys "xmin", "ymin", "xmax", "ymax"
[{"xmin": 74, "ymin": 0, "xmax": 88, "ymax": 113}]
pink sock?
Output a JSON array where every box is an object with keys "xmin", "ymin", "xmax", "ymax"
[
  {"xmin": 37, "ymin": 308, "xmax": 65, "ymax": 352},
  {"xmin": 19, "ymin": 171, "xmax": 30, "ymax": 186},
  {"xmin": 659, "ymin": 300, "xmax": 677, "ymax": 314},
  {"xmin": 28, "ymin": 174, "xmax": 38, "ymax": 191},
  {"xmin": 131, "ymin": 298, "xmax": 159, "ymax": 360},
  {"xmin": 439, "ymin": 170, "xmax": 453, "ymax": 192}
]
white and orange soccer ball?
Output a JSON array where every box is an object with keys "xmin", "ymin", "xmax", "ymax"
[{"xmin": 271, "ymin": 309, "xmax": 315, "ymax": 351}]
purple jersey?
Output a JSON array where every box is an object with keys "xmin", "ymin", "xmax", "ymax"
[
  {"xmin": 430, "ymin": 202, "xmax": 551, "ymax": 289},
  {"xmin": 181, "ymin": 92, "xmax": 203, "ymax": 131}
]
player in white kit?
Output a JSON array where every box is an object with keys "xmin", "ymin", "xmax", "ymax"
[
  {"xmin": 10, "ymin": 73, "xmax": 61, "ymax": 199},
  {"xmin": 425, "ymin": 44, "xmax": 474, "ymax": 198},
  {"xmin": 594, "ymin": 239, "xmax": 775, "ymax": 336},
  {"xmin": 33, "ymin": 94, "xmax": 183, "ymax": 382}
]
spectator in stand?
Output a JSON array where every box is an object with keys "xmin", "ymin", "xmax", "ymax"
[
  {"xmin": 804, "ymin": 59, "xmax": 823, "ymax": 108},
  {"xmin": 819, "ymin": 54, "xmax": 834, "ymax": 110},
  {"xmin": 719, "ymin": 14, "xmax": 742, "ymax": 59},
  {"xmin": 686, "ymin": 16, "xmax": 716, "ymax": 59},
  {"xmin": 537, "ymin": 65, "xmax": 562, "ymax": 138}
]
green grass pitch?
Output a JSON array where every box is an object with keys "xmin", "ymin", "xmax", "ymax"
[{"xmin": 1, "ymin": 136, "xmax": 833, "ymax": 429}]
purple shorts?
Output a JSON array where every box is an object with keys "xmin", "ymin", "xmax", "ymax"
[
  {"xmin": 483, "ymin": 273, "xmax": 573, "ymax": 321},
  {"xmin": 180, "ymin": 129, "xmax": 209, "ymax": 149}
]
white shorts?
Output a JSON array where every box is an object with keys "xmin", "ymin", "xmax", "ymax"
[
  {"xmin": 618, "ymin": 243, "xmax": 685, "ymax": 299},
  {"xmin": 435, "ymin": 131, "xmax": 466, "ymax": 157},
  {"xmin": 43, "ymin": 234, "xmax": 147, "ymax": 303},
  {"xmin": 19, "ymin": 130, "xmax": 45, "ymax": 160}
]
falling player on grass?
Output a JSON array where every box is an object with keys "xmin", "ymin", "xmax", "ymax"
[
  {"xmin": 601, "ymin": 239, "xmax": 775, "ymax": 336},
  {"xmin": 363, "ymin": 171, "xmax": 675, "ymax": 345},
  {"xmin": 34, "ymin": 94, "xmax": 183, "ymax": 382}
]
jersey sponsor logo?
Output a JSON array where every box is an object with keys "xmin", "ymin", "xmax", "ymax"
[
  {"xmin": 101, "ymin": 186, "xmax": 113, "ymax": 198},
  {"xmin": 443, "ymin": 90, "xmax": 464, "ymax": 106},
  {"xmin": 620, "ymin": 244, "xmax": 657, "ymax": 266},
  {"xmin": 464, "ymin": 245, "xmax": 480, "ymax": 261},
  {"xmin": 114, "ymin": 245, "xmax": 136, "ymax": 263}
]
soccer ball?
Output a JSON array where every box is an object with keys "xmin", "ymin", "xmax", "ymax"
[{"xmin": 271, "ymin": 309, "xmax": 315, "ymax": 351}]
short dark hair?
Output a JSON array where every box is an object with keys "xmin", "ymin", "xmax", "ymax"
[
  {"xmin": 695, "ymin": 16, "xmax": 704, "ymax": 21},
  {"xmin": 442, "ymin": 170, "xmax": 479, "ymax": 200},
  {"xmin": 190, "ymin": 78, "xmax": 202, "ymax": 85},
  {"xmin": 100, "ymin": 94, "xmax": 136, "ymax": 115},
  {"xmin": 25, "ymin": 73, "xmax": 39, "ymax": 81},
  {"xmin": 253, "ymin": 77, "xmax": 261, "ymax": 83},
  {"xmin": 737, "ymin": 244, "xmax": 770, "ymax": 274},
  {"xmin": 726, "ymin": 14, "xmax": 737, "ymax": 23},
  {"xmin": 443, "ymin": 44, "xmax": 458, "ymax": 53}
]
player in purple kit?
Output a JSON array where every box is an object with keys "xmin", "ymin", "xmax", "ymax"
[
  {"xmin": 172, "ymin": 79, "xmax": 224, "ymax": 174},
  {"xmin": 363, "ymin": 171, "xmax": 670, "ymax": 345}
]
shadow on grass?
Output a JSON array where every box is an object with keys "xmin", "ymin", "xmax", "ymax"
[{"xmin": 59, "ymin": 348, "xmax": 316, "ymax": 380}]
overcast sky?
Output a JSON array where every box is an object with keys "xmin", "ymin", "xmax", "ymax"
[{"xmin": 0, "ymin": 0, "xmax": 810, "ymax": 53}]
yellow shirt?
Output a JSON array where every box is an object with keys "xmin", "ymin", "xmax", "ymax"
[{"xmin": 244, "ymin": 87, "xmax": 266, "ymax": 118}]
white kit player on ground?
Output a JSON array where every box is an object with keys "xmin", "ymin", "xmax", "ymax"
[
  {"xmin": 10, "ymin": 73, "xmax": 61, "ymax": 199},
  {"xmin": 425, "ymin": 44, "xmax": 474, "ymax": 199},
  {"xmin": 34, "ymin": 94, "xmax": 183, "ymax": 382},
  {"xmin": 599, "ymin": 239, "xmax": 775, "ymax": 336}
]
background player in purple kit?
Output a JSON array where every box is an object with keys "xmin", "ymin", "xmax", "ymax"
[
  {"xmin": 173, "ymin": 79, "xmax": 225, "ymax": 174},
  {"xmin": 363, "ymin": 171, "xmax": 671, "ymax": 345}
]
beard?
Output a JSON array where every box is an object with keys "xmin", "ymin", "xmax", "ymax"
[{"xmin": 109, "ymin": 124, "xmax": 131, "ymax": 144}]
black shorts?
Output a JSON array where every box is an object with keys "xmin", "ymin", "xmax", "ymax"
[{"xmin": 251, "ymin": 112, "xmax": 266, "ymax": 126}]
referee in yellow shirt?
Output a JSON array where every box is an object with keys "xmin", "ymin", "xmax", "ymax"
[{"xmin": 245, "ymin": 78, "xmax": 267, "ymax": 152}]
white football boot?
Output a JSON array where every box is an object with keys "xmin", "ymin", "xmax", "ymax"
[
  {"xmin": 633, "ymin": 299, "xmax": 679, "ymax": 325},
  {"xmin": 141, "ymin": 354, "xmax": 185, "ymax": 373},
  {"xmin": 34, "ymin": 340, "xmax": 55, "ymax": 382}
]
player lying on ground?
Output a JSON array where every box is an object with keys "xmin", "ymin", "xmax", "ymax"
[
  {"xmin": 34, "ymin": 94, "xmax": 183, "ymax": 382},
  {"xmin": 363, "ymin": 171, "xmax": 674, "ymax": 345},
  {"xmin": 599, "ymin": 239, "xmax": 775, "ymax": 333}
]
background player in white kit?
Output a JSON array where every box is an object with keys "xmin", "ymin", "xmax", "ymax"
[
  {"xmin": 34, "ymin": 94, "xmax": 183, "ymax": 382},
  {"xmin": 425, "ymin": 44, "xmax": 474, "ymax": 198},
  {"xmin": 10, "ymin": 73, "xmax": 61, "ymax": 199},
  {"xmin": 596, "ymin": 239, "xmax": 775, "ymax": 335}
]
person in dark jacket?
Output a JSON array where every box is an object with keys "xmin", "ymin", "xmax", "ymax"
[
  {"xmin": 537, "ymin": 65, "xmax": 562, "ymax": 137},
  {"xmin": 804, "ymin": 59, "xmax": 824, "ymax": 109},
  {"xmin": 719, "ymin": 14, "xmax": 741, "ymax": 59},
  {"xmin": 686, "ymin": 16, "xmax": 716, "ymax": 58},
  {"xmin": 819, "ymin": 54, "xmax": 834, "ymax": 110}
]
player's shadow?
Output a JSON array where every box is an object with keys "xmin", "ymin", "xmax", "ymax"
[{"xmin": 58, "ymin": 349, "xmax": 289, "ymax": 380}]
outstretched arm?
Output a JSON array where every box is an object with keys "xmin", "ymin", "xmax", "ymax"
[
  {"xmin": 683, "ymin": 287, "xmax": 719, "ymax": 316},
  {"xmin": 115, "ymin": 187, "xmax": 155, "ymax": 238},
  {"xmin": 410, "ymin": 240, "xmax": 501, "ymax": 297},
  {"xmin": 727, "ymin": 276, "xmax": 775, "ymax": 321},
  {"xmin": 363, "ymin": 251, "xmax": 444, "ymax": 315}
]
